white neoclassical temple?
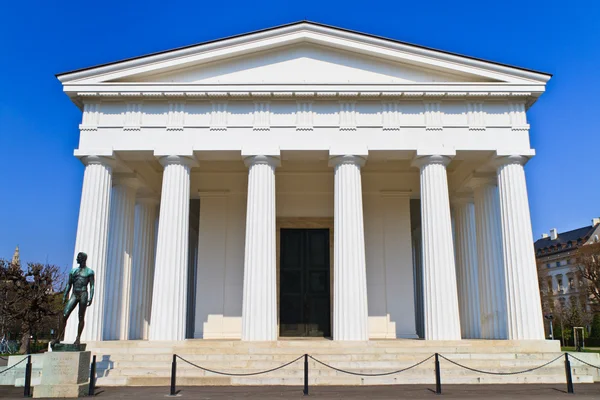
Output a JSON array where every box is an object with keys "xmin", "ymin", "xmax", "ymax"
[{"xmin": 58, "ymin": 22, "xmax": 550, "ymax": 343}]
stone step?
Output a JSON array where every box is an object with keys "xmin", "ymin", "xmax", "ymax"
[
  {"xmin": 95, "ymin": 373, "xmax": 595, "ymax": 387},
  {"xmin": 90, "ymin": 353, "xmax": 570, "ymax": 365},
  {"xmin": 86, "ymin": 339, "xmax": 560, "ymax": 349},
  {"xmin": 78, "ymin": 340, "xmax": 599, "ymax": 387},
  {"xmin": 95, "ymin": 364, "xmax": 597, "ymax": 377},
  {"xmin": 93, "ymin": 353, "xmax": 568, "ymax": 365},
  {"xmin": 87, "ymin": 348, "xmax": 565, "ymax": 356},
  {"xmin": 96, "ymin": 358, "xmax": 574, "ymax": 370}
]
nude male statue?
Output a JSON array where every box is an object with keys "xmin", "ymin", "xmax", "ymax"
[{"xmin": 54, "ymin": 252, "xmax": 95, "ymax": 346}]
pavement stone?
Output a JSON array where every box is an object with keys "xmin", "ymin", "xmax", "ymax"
[{"xmin": 1, "ymin": 384, "xmax": 600, "ymax": 399}]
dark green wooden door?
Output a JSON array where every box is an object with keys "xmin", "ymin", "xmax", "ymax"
[{"xmin": 279, "ymin": 229, "xmax": 331, "ymax": 337}]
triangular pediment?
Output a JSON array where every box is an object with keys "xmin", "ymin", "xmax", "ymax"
[
  {"xmin": 112, "ymin": 44, "xmax": 496, "ymax": 84},
  {"xmin": 57, "ymin": 22, "xmax": 550, "ymax": 86}
]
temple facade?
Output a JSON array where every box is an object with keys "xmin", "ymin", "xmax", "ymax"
[{"xmin": 58, "ymin": 22, "xmax": 550, "ymax": 342}]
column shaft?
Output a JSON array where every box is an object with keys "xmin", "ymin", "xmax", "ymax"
[
  {"xmin": 65, "ymin": 156, "xmax": 112, "ymax": 342},
  {"xmin": 241, "ymin": 155, "xmax": 278, "ymax": 341},
  {"xmin": 129, "ymin": 199, "xmax": 158, "ymax": 340},
  {"xmin": 103, "ymin": 184, "xmax": 136, "ymax": 340},
  {"xmin": 452, "ymin": 200, "xmax": 481, "ymax": 339},
  {"xmin": 415, "ymin": 155, "xmax": 461, "ymax": 340},
  {"xmin": 474, "ymin": 183, "xmax": 508, "ymax": 339},
  {"xmin": 148, "ymin": 156, "xmax": 192, "ymax": 341},
  {"xmin": 497, "ymin": 156, "xmax": 544, "ymax": 339},
  {"xmin": 331, "ymin": 155, "xmax": 369, "ymax": 341}
]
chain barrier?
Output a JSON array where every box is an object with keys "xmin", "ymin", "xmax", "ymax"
[
  {"xmin": 175, "ymin": 354, "xmax": 304, "ymax": 376},
  {"xmin": 437, "ymin": 353, "xmax": 565, "ymax": 375},
  {"xmin": 166, "ymin": 351, "xmax": 593, "ymax": 397},
  {"xmin": 0, "ymin": 356, "xmax": 27, "ymax": 375},
  {"xmin": 308, "ymin": 354, "xmax": 435, "ymax": 377},
  {"xmin": 567, "ymin": 353, "xmax": 600, "ymax": 369}
]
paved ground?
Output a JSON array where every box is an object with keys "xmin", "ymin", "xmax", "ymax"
[{"xmin": 1, "ymin": 384, "xmax": 599, "ymax": 399}]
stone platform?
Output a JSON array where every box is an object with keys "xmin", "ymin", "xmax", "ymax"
[
  {"xmin": 85, "ymin": 339, "xmax": 600, "ymax": 386},
  {"xmin": 33, "ymin": 351, "xmax": 90, "ymax": 398}
]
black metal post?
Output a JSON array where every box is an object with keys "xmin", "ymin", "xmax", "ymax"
[
  {"xmin": 434, "ymin": 353, "xmax": 441, "ymax": 395},
  {"xmin": 564, "ymin": 353, "xmax": 574, "ymax": 394},
  {"xmin": 24, "ymin": 355, "xmax": 32, "ymax": 397},
  {"xmin": 88, "ymin": 355, "xmax": 96, "ymax": 396},
  {"xmin": 303, "ymin": 354, "xmax": 309, "ymax": 396},
  {"xmin": 170, "ymin": 354, "xmax": 177, "ymax": 396}
]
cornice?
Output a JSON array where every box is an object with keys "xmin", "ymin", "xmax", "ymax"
[
  {"xmin": 68, "ymin": 87, "xmax": 538, "ymax": 109},
  {"xmin": 57, "ymin": 22, "xmax": 550, "ymax": 84},
  {"xmin": 68, "ymin": 86, "xmax": 538, "ymax": 98}
]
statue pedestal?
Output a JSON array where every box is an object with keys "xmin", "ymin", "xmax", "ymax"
[{"xmin": 33, "ymin": 351, "xmax": 90, "ymax": 398}]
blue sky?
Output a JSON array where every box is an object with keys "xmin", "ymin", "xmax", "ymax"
[{"xmin": 1, "ymin": 0, "xmax": 598, "ymax": 266}]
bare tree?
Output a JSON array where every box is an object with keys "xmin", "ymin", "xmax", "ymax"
[
  {"xmin": 0, "ymin": 259, "xmax": 64, "ymax": 353},
  {"xmin": 576, "ymin": 241, "xmax": 600, "ymax": 312}
]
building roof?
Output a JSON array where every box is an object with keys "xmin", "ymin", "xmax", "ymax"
[
  {"xmin": 56, "ymin": 20, "xmax": 552, "ymax": 79},
  {"xmin": 534, "ymin": 225, "xmax": 597, "ymax": 256}
]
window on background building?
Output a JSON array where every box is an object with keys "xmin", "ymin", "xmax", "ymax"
[
  {"xmin": 569, "ymin": 277, "xmax": 574, "ymax": 289},
  {"xmin": 556, "ymin": 261, "xmax": 561, "ymax": 267},
  {"xmin": 547, "ymin": 278, "xmax": 553, "ymax": 292},
  {"xmin": 547, "ymin": 263, "xmax": 551, "ymax": 269},
  {"xmin": 557, "ymin": 277, "xmax": 563, "ymax": 290},
  {"xmin": 567, "ymin": 259, "xmax": 572, "ymax": 265}
]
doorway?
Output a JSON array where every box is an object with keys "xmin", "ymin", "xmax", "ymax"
[{"xmin": 279, "ymin": 228, "xmax": 331, "ymax": 337}]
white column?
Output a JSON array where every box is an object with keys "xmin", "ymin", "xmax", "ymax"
[
  {"xmin": 148, "ymin": 156, "xmax": 193, "ymax": 341},
  {"xmin": 413, "ymin": 155, "xmax": 461, "ymax": 340},
  {"xmin": 330, "ymin": 155, "xmax": 369, "ymax": 341},
  {"xmin": 473, "ymin": 180, "xmax": 508, "ymax": 339},
  {"xmin": 241, "ymin": 155, "xmax": 278, "ymax": 341},
  {"xmin": 65, "ymin": 156, "xmax": 113, "ymax": 342},
  {"xmin": 496, "ymin": 155, "xmax": 545, "ymax": 339},
  {"xmin": 452, "ymin": 198, "xmax": 481, "ymax": 339},
  {"xmin": 129, "ymin": 198, "xmax": 159, "ymax": 340},
  {"xmin": 103, "ymin": 179, "xmax": 138, "ymax": 340}
]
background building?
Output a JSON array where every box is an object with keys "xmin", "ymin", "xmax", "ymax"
[{"xmin": 535, "ymin": 218, "xmax": 600, "ymax": 333}]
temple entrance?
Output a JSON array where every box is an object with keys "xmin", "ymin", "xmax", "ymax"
[{"xmin": 279, "ymin": 228, "xmax": 331, "ymax": 337}]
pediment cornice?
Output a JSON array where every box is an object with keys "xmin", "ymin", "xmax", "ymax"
[
  {"xmin": 57, "ymin": 22, "xmax": 551, "ymax": 87},
  {"xmin": 69, "ymin": 85, "xmax": 539, "ymax": 109}
]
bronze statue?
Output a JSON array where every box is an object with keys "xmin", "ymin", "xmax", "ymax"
[{"xmin": 53, "ymin": 252, "xmax": 95, "ymax": 346}]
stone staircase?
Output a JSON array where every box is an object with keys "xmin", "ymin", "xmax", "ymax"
[{"xmin": 84, "ymin": 340, "xmax": 600, "ymax": 386}]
